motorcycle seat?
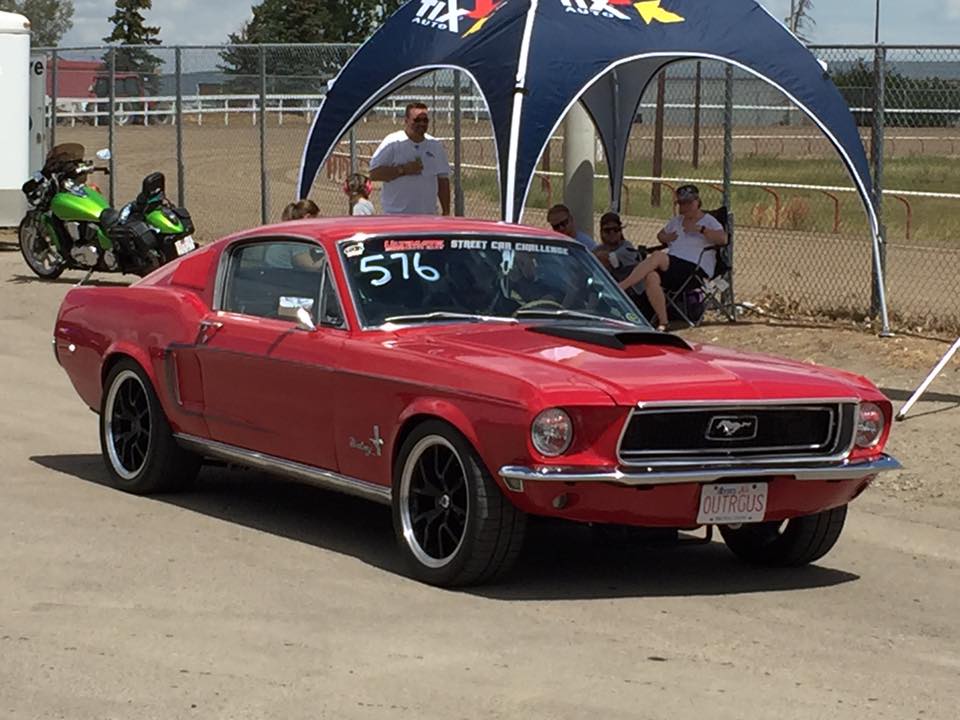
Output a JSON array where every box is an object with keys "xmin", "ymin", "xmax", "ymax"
[{"xmin": 99, "ymin": 208, "xmax": 122, "ymax": 229}]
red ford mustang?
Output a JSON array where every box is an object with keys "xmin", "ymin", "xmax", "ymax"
[{"xmin": 54, "ymin": 217, "xmax": 900, "ymax": 586}]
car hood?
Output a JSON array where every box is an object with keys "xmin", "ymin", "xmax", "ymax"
[{"xmin": 395, "ymin": 323, "xmax": 876, "ymax": 406}]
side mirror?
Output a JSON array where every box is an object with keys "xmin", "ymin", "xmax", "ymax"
[
  {"xmin": 296, "ymin": 306, "xmax": 317, "ymax": 332},
  {"xmin": 96, "ymin": 148, "xmax": 112, "ymax": 161},
  {"xmin": 279, "ymin": 295, "xmax": 314, "ymax": 323}
]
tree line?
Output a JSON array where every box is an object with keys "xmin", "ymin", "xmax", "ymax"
[
  {"xmin": 0, "ymin": 0, "xmax": 402, "ymax": 52},
  {"xmin": 1, "ymin": 0, "xmax": 404, "ymax": 93}
]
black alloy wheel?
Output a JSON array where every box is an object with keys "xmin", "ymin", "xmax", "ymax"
[
  {"xmin": 393, "ymin": 420, "xmax": 526, "ymax": 587},
  {"xmin": 100, "ymin": 358, "xmax": 200, "ymax": 494}
]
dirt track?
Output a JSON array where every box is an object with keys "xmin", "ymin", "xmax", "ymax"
[{"xmin": 1, "ymin": 233, "xmax": 959, "ymax": 719}]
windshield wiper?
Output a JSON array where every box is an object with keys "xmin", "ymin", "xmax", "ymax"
[
  {"xmin": 514, "ymin": 309, "xmax": 639, "ymax": 327},
  {"xmin": 382, "ymin": 312, "xmax": 518, "ymax": 326}
]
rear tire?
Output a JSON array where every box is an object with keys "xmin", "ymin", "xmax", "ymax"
[
  {"xmin": 719, "ymin": 505, "xmax": 848, "ymax": 567},
  {"xmin": 19, "ymin": 212, "xmax": 64, "ymax": 279},
  {"xmin": 393, "ymin": 420, "xmax": 526, "ymax": 587},
  {"xmin": 99, "ymin": 358, "xmax": 200, "ymax": 494}
]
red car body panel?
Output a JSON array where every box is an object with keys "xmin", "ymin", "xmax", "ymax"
[{"xmin": 54, "ymin": 217, "xmax": 896, "ymax": 528}]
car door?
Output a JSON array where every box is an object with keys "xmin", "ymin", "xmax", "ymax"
[{"xmin": 192, "ymin": 237, "xmax": 347, "ymax": 471}]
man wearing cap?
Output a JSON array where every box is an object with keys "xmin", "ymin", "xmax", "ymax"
[{"xmin": 618, "ymin": 184, "xmax": 726, "ymax": 330}]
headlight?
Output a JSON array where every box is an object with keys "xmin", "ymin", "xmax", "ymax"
[
  {"xmin": 856, "ymin": 402, "xmax": 885, "ymax": 448},
  {"xmin": 531, "ymin": 408, "xmax": 573, "ymax": 457}
]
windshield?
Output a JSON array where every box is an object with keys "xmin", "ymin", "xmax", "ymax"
[{"xmin": 339, "ymin": 235, "xmax": 650, "ymax": 329}]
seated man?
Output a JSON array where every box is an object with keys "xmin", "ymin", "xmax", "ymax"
[
  {"xmin": 593, "ymin": 212, "xmax": 642, "ymax": 282},
  {"xmin": 618, "ymin": 184, "xmax": 726, "ymax": 331},
  {"xmin": 546, "ymin": 204, "xmax": 598, "ymax": 250},
  {"xmin": 420, "ymin": 253, "xmax": 516, "ymax": 316}
]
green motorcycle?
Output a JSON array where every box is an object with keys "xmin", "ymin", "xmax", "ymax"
[{"xmin": 19, "ymin": 143, "xmax": 197, "ymax": 280}]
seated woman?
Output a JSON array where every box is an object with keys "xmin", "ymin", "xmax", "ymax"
[{"xmin": 617, "ymin": 184, "xmax": 726, "ymax": 331}]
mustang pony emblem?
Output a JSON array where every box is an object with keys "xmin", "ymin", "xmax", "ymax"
[
  {"xmin": 350, "ymin": 425, "xmax": 384, "ymax": 457},
  {"xmin": 707, "ymin": 416, "xmax": 759, "ymax": 441}
]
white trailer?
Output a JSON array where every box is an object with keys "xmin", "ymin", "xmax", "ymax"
[{"xmin": 0, "ymin": 11, "xmax": 30, "ymax": 227}]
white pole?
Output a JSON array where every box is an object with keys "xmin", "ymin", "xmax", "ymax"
[
  {"xmin": 563, "ymin": 102, "xmax": 595, "ymax": 240},
  {"xmin": 895, "ymin": 337, "xmax": 960, "ymax": 421}
]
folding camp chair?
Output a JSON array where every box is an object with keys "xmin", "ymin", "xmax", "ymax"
[{"xmin": 663, "ymin": 207, "xmax": 737, "ymax": 328}]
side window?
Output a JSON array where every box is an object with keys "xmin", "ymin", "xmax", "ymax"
[
  {"xmin": 221, "ymin": 241, "xmax": 325, "ymax": 322},
  {"xmin": 318, "ymin": 265, "xmax": 345, "ymax": 328}
]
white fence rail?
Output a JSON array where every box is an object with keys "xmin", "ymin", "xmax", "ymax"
[{"xmin": 50, "ymin": 92, "xmax": 960, "ymax": 128}]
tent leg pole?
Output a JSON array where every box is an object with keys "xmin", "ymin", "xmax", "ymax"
[
  {"xmin": 896, "ymin": 337, "xmax": 960, "ymax": 421},
  {"xmin": 872, "ymin": 226, "xmax": 892, "ymax": 337}
]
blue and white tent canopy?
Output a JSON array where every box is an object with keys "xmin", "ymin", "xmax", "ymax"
[{"xmin": 299, "ymin": 0, "xmax": 878, "ymax": 239}]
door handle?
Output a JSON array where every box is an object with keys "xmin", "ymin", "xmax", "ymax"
[{"xmin": 196, "ymin": 319, "xmax": 224, "ymax": 345}]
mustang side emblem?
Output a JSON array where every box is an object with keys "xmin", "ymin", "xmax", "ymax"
[
  {"xmin": 349, "ymin": 425, "xmax": 384, "ymax": 457},
  {"xmin": 706, "ymin": 416, "xmax": 759, "ymax": 441}
]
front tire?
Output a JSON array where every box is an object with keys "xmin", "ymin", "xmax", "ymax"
[
  {"xmin": 393, "ymin": 421, "xmax": 526, "ymax": 587},
  {"xmin": 19, "ymin": 212, "xmax": 65, "ymax": 279},
  {"xmin": 100, "ymin": 359, "xmax": 200, "ymax": 494},
  {"xmin": 719, "ymin": 505, "xmax": 848, "ymax": 567}
]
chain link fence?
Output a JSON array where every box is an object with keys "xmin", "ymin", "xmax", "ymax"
[{"xmin": 39, "ymin": 43, "xmax": 960, "ymax": 334}]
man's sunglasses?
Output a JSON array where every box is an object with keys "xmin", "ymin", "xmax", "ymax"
[
  {"xmin": 551, "ymin": 217, "xmax": 571, "ymax": 231},
  {"xmin": 601, "ymin": 226, "xmax": 622, "ymax": 234}
]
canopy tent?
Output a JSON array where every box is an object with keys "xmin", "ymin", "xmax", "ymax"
[{"xmin": 298, "ymin": 0, "xmax": 888, "ymax": 325}]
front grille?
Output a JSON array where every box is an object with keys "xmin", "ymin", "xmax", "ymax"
[{"xmin": 618, "ymin": 402, "xmax": 857, "ymax": 465}]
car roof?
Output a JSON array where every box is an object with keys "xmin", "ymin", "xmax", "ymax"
[{"xmin": 224, "ymin": 216, "xmax": 572, "ymax": 250}]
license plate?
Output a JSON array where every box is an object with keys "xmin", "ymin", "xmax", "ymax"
[
  {"xmin": 697, "ymin": 482, "xmax": 768, "ymax": 525},
  {"xmin": 175, "ymin": 235, "xmax": 196, "ymax": 256}
]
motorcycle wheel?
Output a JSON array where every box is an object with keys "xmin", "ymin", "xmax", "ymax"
[{"xmin": 19, "ymin": 212, "xmax": 65, "ymax": 279}]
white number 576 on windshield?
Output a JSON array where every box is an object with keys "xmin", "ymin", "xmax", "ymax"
[{"xmin": 360, "ymin": 252, "xmax": 440, "ymax": 286}]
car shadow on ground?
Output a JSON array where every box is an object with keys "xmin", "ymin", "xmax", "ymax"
[
  {"xmin": 32, "ymin": 453, "xmax": 860, "ymax": 600},
  {"xmin": 8, "ymin": 273, "xmax": 130, "ymax": 287}
]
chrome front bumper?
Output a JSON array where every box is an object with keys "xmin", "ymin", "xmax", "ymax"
[{"xmin": 499, "ymin": 454, "xmax": 901, "ymax": 488}]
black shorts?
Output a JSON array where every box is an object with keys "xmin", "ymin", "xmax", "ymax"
[{"xmin": 658, "ymin": 257, "xmax": 705, "ymax": 291}]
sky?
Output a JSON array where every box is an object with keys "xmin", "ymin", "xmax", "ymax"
[{"xmin": 57, "ymin": 0, "xmax": 958, "ymax": 47}]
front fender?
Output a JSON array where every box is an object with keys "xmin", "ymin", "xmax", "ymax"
[
  {"xmin": 395, "ymin": 398, "xmax": 485, "ymax": 460},
  {"xmin": 393, "ymin": 395, "xmax": 532, "ymax": 488}
]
